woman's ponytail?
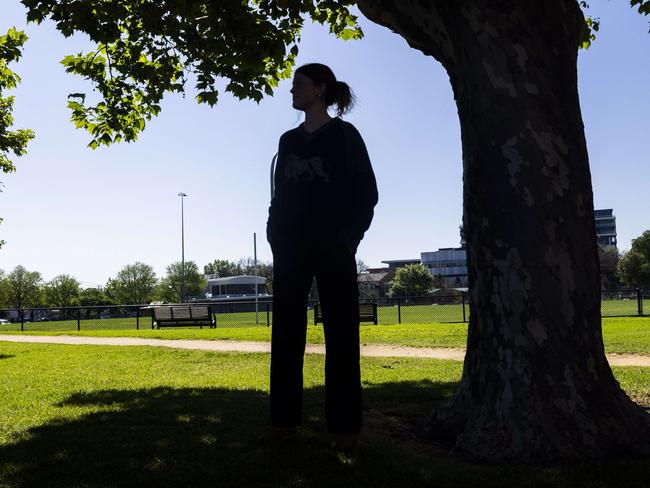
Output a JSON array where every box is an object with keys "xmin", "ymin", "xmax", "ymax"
[{"xmin": 333, "ymin": 80, "xmax": 355, "ymax": 117}]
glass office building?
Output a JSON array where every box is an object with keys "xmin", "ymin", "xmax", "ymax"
[{"xmin": 594, "ymin": 208, "xmax": 617, "ymax": 249}]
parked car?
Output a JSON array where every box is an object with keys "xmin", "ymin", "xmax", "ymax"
[{"xmin": 0, "ymin": 319, "xmax": 10, "ymax": 325}]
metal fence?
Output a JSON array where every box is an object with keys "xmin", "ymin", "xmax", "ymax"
[
  {"xmin": 0, "ymin": 289, "xmax": 646, "ymax": 332},
  {"xmin": 0, "ymin": 305, "xmax": 154, "ymax": 332},
  {"xmin": 0, "ymin": 294, "xmax": 467, "ymax": 331},
  {"xmin": 600, "ymin": 289, "xmax": 647, "ymax": 317},
  {"xmin": 362, "ymin": 295, "xmax": 468, "ymax": 325}
]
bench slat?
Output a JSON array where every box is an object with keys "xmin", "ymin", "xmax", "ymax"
[{"xmin": 153, "ymin": 305, "xmax": 214, "ymax": 328}]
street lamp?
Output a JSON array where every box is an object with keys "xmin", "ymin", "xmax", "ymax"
[{"xmin": 178, "ymin": 192, "xmax": 187, "ymax": 303}]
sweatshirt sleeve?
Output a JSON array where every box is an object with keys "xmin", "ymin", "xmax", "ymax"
[
  {"xmin": 266, "ymin": 135, "xmax": 286, "ymax": 245},
  {"xmin": 340, "ymin": 122, "xmax": 379, "ymax": 243}
]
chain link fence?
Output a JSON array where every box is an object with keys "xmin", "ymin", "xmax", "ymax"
[
  {"xmin": 600, "ymin": 289, "xmax": 647, "ymax": 317},
  {"xmin": 0, "ymin": 305, "xmax": 152, "ymax": 332},
  {"xmin": 0, "ymin": 289, "xmax": 646, "ymax": 332}
]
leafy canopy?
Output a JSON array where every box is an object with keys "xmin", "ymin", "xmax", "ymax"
[
  {"xmin": 388, "ymin": 264, "xmax": 434, "ymax": 298},
  {"xmin": 1, "ymin": 27, "xmax": 35, "ymax": 249},
  {"xmin": 79, "ymin": 287, "xmax": 115, "ymax": 307},
  {"xmin": 204, "ymin": 259, "xmax": 243, "ymax": 278},
  {"xmin": 44, "ymin": 274, "xmax": 81, "ymax": 307},
  {"xmin": 618, "ymin": 230, "xmax": 650, "ymax": 288},
  {"xmin": 20, "ymin": 0, "xmax": 362, "ymax": 149},
  {"xmin": 0, "ymin": 27, "xmax": 35, "ymax": 174},
  {"xmin": 105, "ymin": 261, "xmax": 157, "ymax": 304},
  {"xmin": 4, "ymin": 265, "xmax": 43, "ymax": 309},
  {"xmin": 156, "ymin": 260, "xmax": 207, "ymax": 302}
]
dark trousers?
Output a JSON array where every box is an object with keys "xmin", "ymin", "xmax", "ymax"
[{"xmin": 270, "ymin": 237, "xmax": 362, "ymax": 434}]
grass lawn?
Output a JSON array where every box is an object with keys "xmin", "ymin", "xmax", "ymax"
[
  {"xmin": 0, "ymin": 342, "xmax": 648, "ymax": 488},
  {"xmin": 2, "ymin": 317, "xmax": 649, "ymax": 355},
  {"xmin": 601, "ymin": 298, "xmax": 646, "ymax": 317}
]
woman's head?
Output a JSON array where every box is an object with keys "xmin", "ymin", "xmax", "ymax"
[{"xmin": 291, "ymin": 63, "xmax": 355, "ymax": 117}]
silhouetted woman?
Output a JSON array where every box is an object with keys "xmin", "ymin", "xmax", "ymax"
[{"xmin": 264, "ymin": 63, "xmax": 378, "ymax": 450}]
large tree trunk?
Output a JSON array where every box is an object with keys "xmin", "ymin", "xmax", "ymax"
[{"xmin": 357, "ymin": 0, "xmax": 650, "ymax": 463}]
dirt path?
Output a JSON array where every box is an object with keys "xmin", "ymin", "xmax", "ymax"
[{"xmin": 0, "ymin": 334, "xmax": 648, "ymax": 366}]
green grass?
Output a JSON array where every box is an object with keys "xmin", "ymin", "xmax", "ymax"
[
  {"xmin": 2, "ymin": 317, "xmax": 649, "ymax": 355},
  {"xmin": 376, "ymin": 302, "xmax": 466, "ymax": 323},
  {"xmin": 598, "ymin": 317, "xmax": 650, "ymax": 355},
  {"xmin": 0, "ymin": 342, "xmax": 648, "ymax": 488},
  {"xmin": 601, "ymin": 298, "xmax": 645, "ymax": 317}
]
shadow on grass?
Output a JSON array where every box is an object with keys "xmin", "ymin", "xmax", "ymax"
[
  {"xmin": 0, "ymin": 354, "xmax": 14, "ymax": 360},
  {"xmin": 1, "ymin": 380, "xmax": 649, "ymax": 488},
  {"xmin": 0, "ymin": 380, "xmax": 459, "ymax": 488}
]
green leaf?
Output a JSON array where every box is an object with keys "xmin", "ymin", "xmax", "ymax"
[{"xmin": 0, "ymin": 28, "xmax": 34, "ymax": 177}]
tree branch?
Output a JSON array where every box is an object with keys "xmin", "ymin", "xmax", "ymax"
[{"xmin": 356, "ymin": 0, "xmax": 457, "ymax": 69}]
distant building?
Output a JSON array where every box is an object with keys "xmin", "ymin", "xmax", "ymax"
[
  {"xmin": 379, "ymin": 208, "xmax": 616, "ymax": 291},
  {"xmin": 380, "ymin": 259, "xmax": 421, "ymax": 269},
  {"xmin": 595, "ymin": 208, "xmax": 617, "ymax": 249},
  {"xmin": 421, "ymin": 247, "xmax": 468, "ymax": 287},
  {"xmin": 357, "ymin": 267, "xmax": 395, "ymax": 299},
  {"xmin": 421, "ymin": 225, "xmax": 468, "ymax": 287},
  {"xmin": 200, "ymin": 275, "xmax": 270, "ymax": 313},
  {"xmin": 205, "ymin": 275, "xmax": 268, "ymax": 299}
]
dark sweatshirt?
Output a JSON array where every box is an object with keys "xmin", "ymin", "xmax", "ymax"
[{"xmin": 266, "ymin": 116, "xmax": 378, "ymax": 249}]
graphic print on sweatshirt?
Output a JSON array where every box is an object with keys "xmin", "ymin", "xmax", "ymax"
[{"xmin": 283, "ymin": 154, "xmax": 332, "ymax": 184}]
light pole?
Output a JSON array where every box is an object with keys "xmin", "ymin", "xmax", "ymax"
[
  {"xmin": 254, "ymin": 232, "xmax": 259, "ymax": 324},
  {"xmin": 178, "ymin": 192, "xmax": 187, "ymax": 303}
]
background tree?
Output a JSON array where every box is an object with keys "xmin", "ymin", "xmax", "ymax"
[
  {"xmin": 78, "ymin": 287, "xmax": 115, "ymax": 307},
  {"xmin": 598, "ymin": 247, "xmax": 621, "ymax": 290},
  {"xmin": 256, "ymin": 262, "xmax": 274, "ymax": 295},
  {"xmin": 235, "ymin": 257, "xmax": 256, "ymax": 275},
  {"xmin": 43, "ymin": 274, "xmax": 80, "ymax": 307},
  {"xmin": 356, "ymin": 259, "xmax": 369, "ymax": 275},
  {"xmin": 5, "ymin": 265, "xmax": 42, "ymax": 309},
  {"xmin": 0, "ymin": 269, "xmax": 9, "ymax": 307},
  {"xmin": 155, "ymin": 261, "xmax": 207, "ymax": 303},
  {"xmin": 105, "ymin": 262, "xmax": 157, "ymax": 304},
  {"xmin": 388, "ymin": 264, "xmax": 434, "ymax": 298},
  {"xmin": 432, "ymin": 274, "xmax": 446, "ymax": 291},
  {"xmin": 11, "ymin": 0, "xmax": 650, "ymax": 463},
  {"xmin": 618, "ymin": 230, "xmax": 650, "ymax": 288},
  {"xmin": 203, "ymin": 259, "xmax": 240, "ymax": 278}
]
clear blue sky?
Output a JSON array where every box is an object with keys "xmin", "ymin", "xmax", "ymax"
[{"xmin": 1, "ymin": 1, "xmax": 649, "ymax": 287}]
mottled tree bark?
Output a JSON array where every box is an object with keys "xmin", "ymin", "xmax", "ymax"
[{"xmin": 357, "ymin": 0, "xmax": 650, "ymax": 463}]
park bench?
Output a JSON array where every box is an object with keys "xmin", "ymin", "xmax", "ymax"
[
  {"xmin": 151, "ymin": 305, "xmax": 216, "ymax": 329},
  {"xmin": 313, "ymin": 302, "xmax": 378, "ymax": 325}
]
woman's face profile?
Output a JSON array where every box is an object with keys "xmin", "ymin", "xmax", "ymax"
[{"xmin": 290, "ymin": 72, "xmax": 325, "ymax": 111}]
